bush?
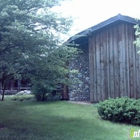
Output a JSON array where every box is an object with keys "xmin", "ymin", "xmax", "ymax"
[
  {"xmin": 32, "ymin": 82, "xmax": 62, "ymax": 101},
  {"xmin": 32, "ymin": 82, "xmax": 51, "ymax": 101},
  {"xmin": 97, "ymin": 97, "xmax": 140, "ymax": 125}
]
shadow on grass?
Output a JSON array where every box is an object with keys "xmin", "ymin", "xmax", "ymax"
[{"xmin": 0, "ymin": 101, "xmax": 136, "ymax": 140}]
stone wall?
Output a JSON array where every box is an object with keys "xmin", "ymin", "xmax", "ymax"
[{"xmin": 69, "ymin": 45, "xmax": 90, "ymax": 101}]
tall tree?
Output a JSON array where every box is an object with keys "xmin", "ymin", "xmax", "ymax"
[
  {"xmin": 134, "ymin": 23, "xmax": 140, "ymax": 50},
  {"xmin": 0, "ymin": 0, "xmax": 78, "ymax": 101}
]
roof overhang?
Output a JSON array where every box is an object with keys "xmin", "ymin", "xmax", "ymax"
[{"xmin": 67, "ymin": 14, "xmax": 140, "ymax": 44}]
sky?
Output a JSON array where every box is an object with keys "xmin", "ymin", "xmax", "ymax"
[{"xmin": 53, "ymin": 0, "xmax": 140, "ymax": 39}]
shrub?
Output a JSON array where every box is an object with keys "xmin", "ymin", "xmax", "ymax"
[
  {"xmin": 97, "ymin": 97, "xmax": 140, "ymax": 125},
  {"xmin": 32, "ymin": 82, "xmax": 51, "ymax": 101},
  {"xmin": 32, "ymin": 81, "xmax": 62, "ymax": 101},
  {"xmin": 32, "ymin": 83, "xmax": 47, "ymax": 101}
]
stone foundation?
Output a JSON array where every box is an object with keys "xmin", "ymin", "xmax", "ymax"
[{"xmin": 69, "ymin": 45, "xmax": 90, "ymax": 101}]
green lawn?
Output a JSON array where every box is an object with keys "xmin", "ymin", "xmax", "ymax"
[{"xmin": 0, "ymin": 99, "xmax": 139, "ymax": 140}]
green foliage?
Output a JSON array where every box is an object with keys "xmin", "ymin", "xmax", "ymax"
[
  {"xmin": 32, "ymin": 81, "xmax": 63, "ymax": 101},
  {"xmin": 9, "ymin": 94, "xmax": 34, "ymax": 101},
  {"xmin": 97, "ymin": 97, "xmax": 140, "ymax": 125},
  {"xmin": 0, "ymin": 0, "xmax": 78, "ymax": 100},
  {"xmin": 12, "ymin": 95, "xmax": 34, "ymax": 101},
  {"xmin": 32, "ymin": 82, "xmax": 52, "ymax": 101},
  {"xmin": 134, "ymin": 24, "xmax": 140, "ymax": 53}
]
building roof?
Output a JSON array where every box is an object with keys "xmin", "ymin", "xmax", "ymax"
[{"xmin": 67, "ymin": 14, "xmax": 140, "ymax": 43}]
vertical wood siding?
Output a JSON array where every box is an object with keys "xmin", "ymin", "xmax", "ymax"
[{"xmin": 89, "ymin": 22, "xmax": 139, "ymax": 102}]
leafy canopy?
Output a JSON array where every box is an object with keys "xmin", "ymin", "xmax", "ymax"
[{"xmin": 0, "ymin": 0, "xmax": 78, "ymax": 100}]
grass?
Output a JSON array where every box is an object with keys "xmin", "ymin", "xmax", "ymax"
[
  {"xmin": 0, "ymin": 98, "xmax": 139, "ymax": 140},
  {"xmin": 6, "ymin": 94, "xmax": 35, "ymax": 101}
]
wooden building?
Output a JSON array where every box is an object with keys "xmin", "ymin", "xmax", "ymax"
[
  {"xmin": 67, "ymin": 14, "xmax": 140, "ymax": 103},
  {"xmin": 0, "ymin": 79, "xmax": 31, "ymax": 94}
]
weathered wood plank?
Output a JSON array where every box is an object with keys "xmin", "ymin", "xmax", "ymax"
[
  {"xmin": 131, "ymin": 24, "xmax": 135, "ymax": 98},
  {"xmin": 128, "ymin": 24, "xmax": 134, "ymax": 98},
  {"xmin": 96, "ymin": 33, "xmax": 101, "ymax": 101},
  {"xmin": 103, "ymin": 29, "xmax": 108, "ymax": 100},
  {"xmin": 127, "ymin": 24, "xmax": 131, "ymax": 98},
  {"xmin": 122, "ymin": 23, "xmax": 127, "ymax": 96},
  {"xmin": 124, "ymin": 23, "xmax": 130, "ymax": 97},
  {"xmin": 113, "ymin": 25, "xmax": 119, "ymax": 98},
  {"xmin": 135, "ymin": 26, "xmax": 140, "ymax": 98},
  {"xmin": 100, "ymin": 31, "xmax": 104, "ymax": 101},
  {"xmin": 118, "ymin": 24, "xmax": 124, "ymax": 97},
  {"xmin": 135, "ymin": 38, "xmax": 139, "ymax": 98},
  {"xmin": 106, "ymin": 28, "xmax": 111, "ymax": 98},
  {"xmin": 131, "ymin": 25, "xmax": 137, "ymax": 99},
  {"xmin": 109, "ymin": 27, "xmax": 115, "ymax": 98}
]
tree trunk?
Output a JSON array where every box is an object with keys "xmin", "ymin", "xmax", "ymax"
[
  {"xmin": 1, "ymin": 82, "xmax": 6, "ymax": 101},
  {"xmin": 0, "ymin": 82, "xmax": 1, "ymax": 100},
  {"xmin": 62, "ymin": 85, "xmax": 69, "ymax": 100},
  {"xmin": 17, "ymin": 80, "xmax": 21, "ymax": 92},
  {"xmin": 1, "ymin": 89, "xmax": 5, "ymax": 101}
]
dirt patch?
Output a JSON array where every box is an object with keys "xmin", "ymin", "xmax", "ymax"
[{"xmin": 67, "ymin": 101, "xmax": 91, "ymax": 105}]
